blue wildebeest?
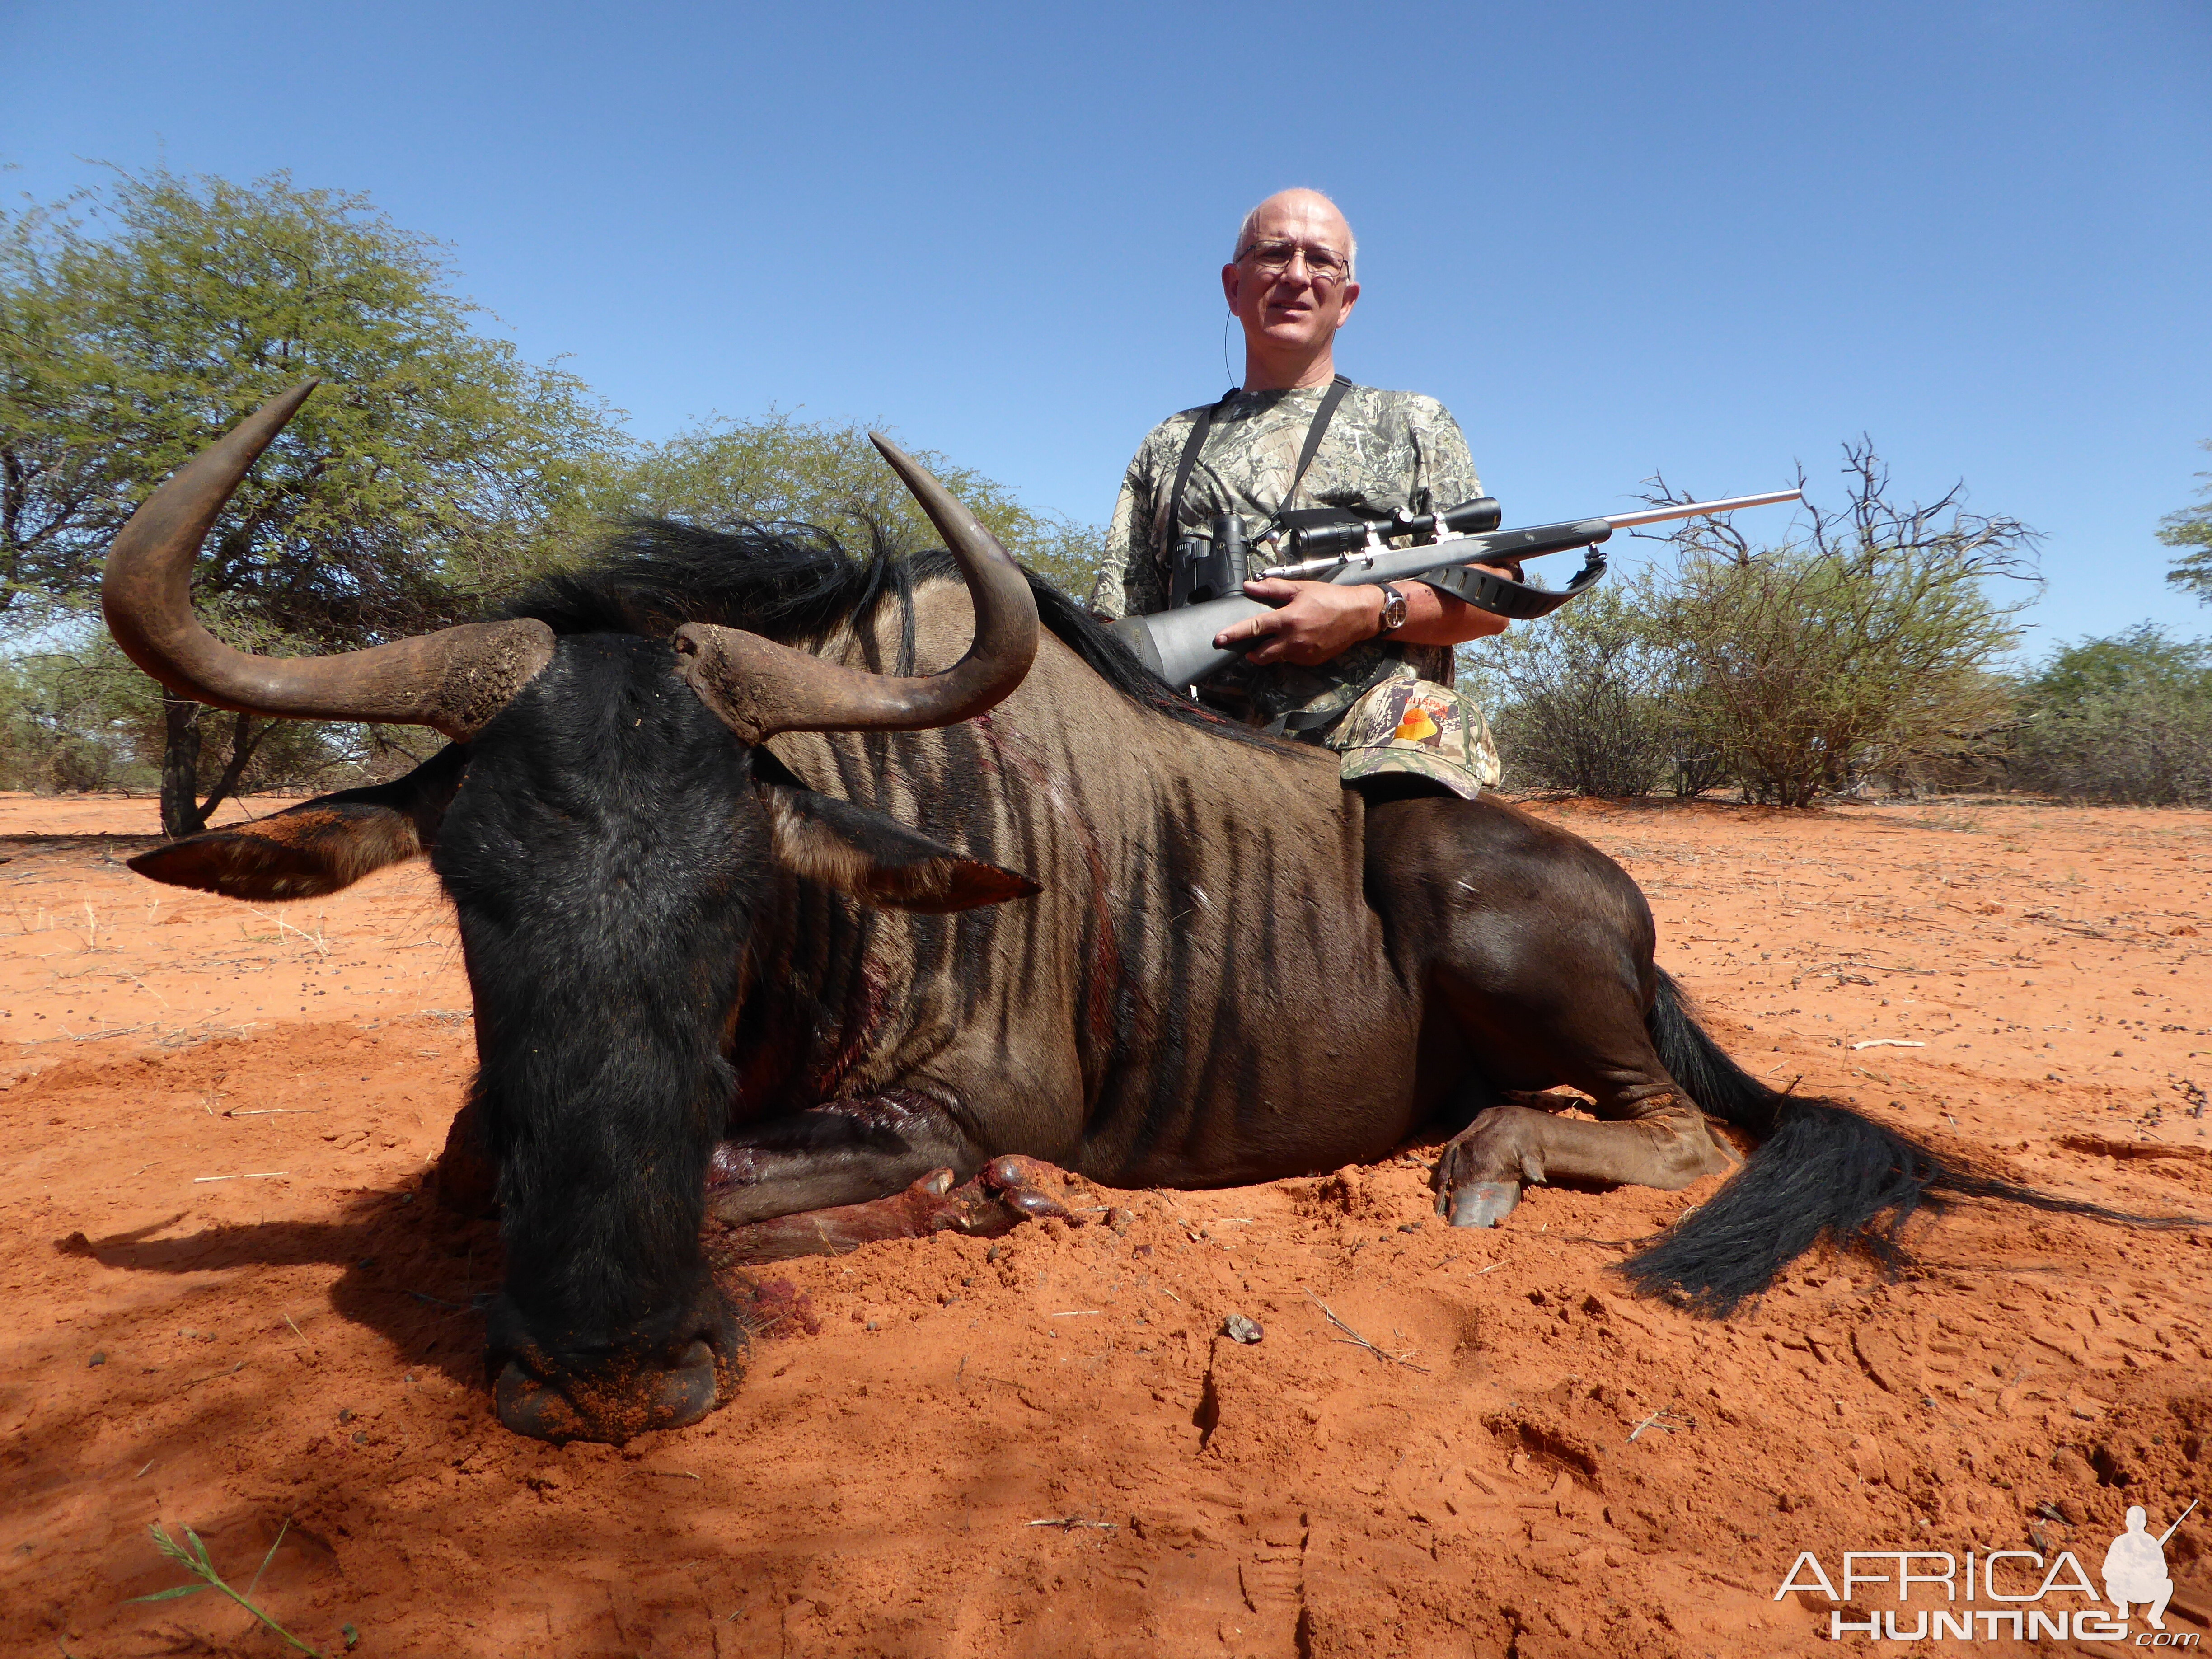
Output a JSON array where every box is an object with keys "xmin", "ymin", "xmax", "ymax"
[{"xmin": 107, "ymin": 386, "xmax": 2174, "ymax": 1442}]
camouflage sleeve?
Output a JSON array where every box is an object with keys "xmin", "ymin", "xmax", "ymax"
[
  {"xmin": 1405, "ymin": 395, "xmax": 1482, "ymax": 512},
  {"xmin": 1089, "ymin": 420, "xmax": 1177, "ymax": 619}
]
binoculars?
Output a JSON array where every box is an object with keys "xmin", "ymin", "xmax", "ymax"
[{"xmin": 1168, "ymin": 513, "xmax": 1249, "ymax": 609}]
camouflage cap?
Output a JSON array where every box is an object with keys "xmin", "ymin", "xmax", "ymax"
[{"xmin": 1323, "ymin": 673, "xmax": 1501, "ymax": 801}]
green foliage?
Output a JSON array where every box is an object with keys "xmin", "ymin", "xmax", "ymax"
[
  {"xmin": 1645, "ymin": 444, "xmax": 2034, "ymax": 806},
  {"xmin": 2008, "ymin": 623, "xmax": 2212, "ymax": 805},
  {"xmin": 1461, "ymin": 444, "xmax": 2035, "ymax": 804},
  {"xmin": 562, "ymin": 410, "xmax": 1104, "ymax": 599},
  {"xmin": 1474, "ymin": 584, "xmax": 1680, "ymax": 798},
  {"xmin": 2160, "ymin": 440, "xmax": 2212, "ymax": 605},
  {"xmin": 0, "ymin": 624, "xmax": 375, "ymax": 796},
  {"xmin": 2, "ymin": 168, "xmax": 1103, "ymax": 820},
  {"xmin": 1, "ymin": 166, "xmax": 626, "ymax": 830},
  {"xmin": 128, "ymin": 1519, "xmax": 320, "ymax": 1656},
  {"xmin": 3, "ymin": 166, "xmax": 620, "ymax": 628}
]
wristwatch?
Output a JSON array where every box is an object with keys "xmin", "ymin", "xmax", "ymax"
[{"xmin": 1376, "ymin": 583, "xmax": 1409, "ymax": 632}]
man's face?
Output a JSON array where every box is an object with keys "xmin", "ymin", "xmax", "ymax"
[{"xmin": 1222, "ymin": 194, "xmax": 1360, "ymax": 361}]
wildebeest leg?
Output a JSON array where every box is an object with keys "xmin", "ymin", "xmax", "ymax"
[
  {"xmin": 1432, "ymin": 1095, "xmax": 1738, "ymax": 1226},
  {"xmin": 1364, "ymin": 794, "xmax": 1737, "ymax": 1228},
  {"xmin": 708, "ymin": 1155, "xmax": 1080, "ymax": 1264},
  {"xmin": 705, "ymin": 1091, "xmax": 990, "ymax": 1226}
]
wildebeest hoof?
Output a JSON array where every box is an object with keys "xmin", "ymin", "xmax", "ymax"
[
  {"xmin": 979, "ymin": 1155, "xmax": 1078, "ymax": 1222},
  {"xmin": 494, "ymin": 1339, "xmax": 725, "ymax": 1444},
  {"xmin": 1443, "ymin": 1180, "xmax": 1521, "ymax": 1228}
]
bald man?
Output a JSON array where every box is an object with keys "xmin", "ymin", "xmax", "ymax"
[{"xmin": 1091, "ymin": 188, "xmax": 1512, "ymax": 799}]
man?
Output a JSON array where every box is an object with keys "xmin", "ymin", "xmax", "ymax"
[
  {"xmin": 1091, "ymin": 187, "xmax": 1513, "ymax": 799},
  {"xmin": 2102, "ymin": 1505, "xmax": 2176, "ymax": 1631}
]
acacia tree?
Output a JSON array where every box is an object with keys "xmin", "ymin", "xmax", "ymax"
[
  {"xmin": 2163, "ymin": 440, "xmax": 2212, "ymax": 605},
  {"xmin": 0, "ymin": 168, "xmax": 622, "ymax": 834},
  {"xmin": 1643, "ymin": 443, "xmax": 2038, "ymax": 806},
  {"xmin": 564, "ymin": 410, "xmax": 1106, "ymax": 599}
]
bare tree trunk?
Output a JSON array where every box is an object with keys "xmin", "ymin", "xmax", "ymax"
[
  {"xmin": 158, "ymin": 700, "xmax": 268, "ymax": 838},
  {"xmin": 195, "ymin": 712, "xmax": 268, "ymax": 829},
  {"xmin": 159, "ymin": 698, "xmax": 206, "ymax": 837}
]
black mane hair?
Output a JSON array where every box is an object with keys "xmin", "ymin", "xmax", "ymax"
[{"xmin": 503, "ymin": 519, "xmax": 1279, "ymax": 746}]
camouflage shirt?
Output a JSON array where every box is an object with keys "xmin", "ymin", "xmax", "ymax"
[{"xmin": 1090, "ymin": 381, "xmax": 1483, "ymax": 726}]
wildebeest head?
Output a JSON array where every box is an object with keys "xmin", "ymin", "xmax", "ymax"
[{"xmin": 104, "ymin": 383, "xmax": 1042, "ymax": 1442}]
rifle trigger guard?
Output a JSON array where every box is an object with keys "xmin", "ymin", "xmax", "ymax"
[{"xmin": 1425, "ymin": 548, "xmax": 1608, "ymax": 620}]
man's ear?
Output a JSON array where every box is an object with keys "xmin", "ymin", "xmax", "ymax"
[
  {"xmin": 763, "ymin": 784, "xmax": 1041, "ymax": 914},
  {"xmin": 128, "ymin": 746, "xmax": 466, "ymax": 901}
]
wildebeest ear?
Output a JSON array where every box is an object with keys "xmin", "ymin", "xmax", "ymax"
[
  {"xmin": 128, "ymin": 746, "xmax": 466, "ymax": 901},
  {"xmin": 763, "ymin": 784, "xmax": 1041, "ymax": 913}
]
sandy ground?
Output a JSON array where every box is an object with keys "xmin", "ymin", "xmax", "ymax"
[{"xmin": 2, "ymin": 790, "xmax": 2209, "ymax": 1658}]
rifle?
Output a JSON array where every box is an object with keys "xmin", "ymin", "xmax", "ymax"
[{"xmin": 1108, "ymin": 488, "xmax": 1803, "ymax": 690}]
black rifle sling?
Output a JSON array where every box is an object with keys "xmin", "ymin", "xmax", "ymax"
[
  {"xmin": 1281, "ymin": 374, "xmax": 1353, "ymax": 521},
  {"xmin": 1158, "ymin": 375, "xmax": 1353, "ymax": 559},
  {"xmin": 1158, "ymin": 389, "xmax": 1234, "ymax": 561}
]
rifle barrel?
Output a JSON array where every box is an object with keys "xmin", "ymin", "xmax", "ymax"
[
  {"xmin": 2156, "ymin": 1498, "xmax": 2198, "ymax": 1546},
  {"xmin": 1602, "ymin": 488, "xmax": 1803, "ymax": 530}
]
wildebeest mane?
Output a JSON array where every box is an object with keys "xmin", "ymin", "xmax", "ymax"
[{"xmin": 504, "ymin": 520, "xmax": 1281, "ymax": 747}]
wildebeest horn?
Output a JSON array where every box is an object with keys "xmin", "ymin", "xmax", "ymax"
[
  {"xmin": 670, "ymin": 435, "xmax": 1040, "ymax": 745},
  {"xmin": 101, "ymin": 381, "xmax": 556, "ymax": 740}
]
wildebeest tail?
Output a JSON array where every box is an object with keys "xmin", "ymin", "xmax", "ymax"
[{"xmin": 1622, "ymin": 968, "xmax": 2198, "ymax": 1316}]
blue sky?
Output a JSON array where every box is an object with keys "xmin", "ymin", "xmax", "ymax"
[{"xmin": 5, "ymin": 0, "xmax": 2207, "ymax": 654}]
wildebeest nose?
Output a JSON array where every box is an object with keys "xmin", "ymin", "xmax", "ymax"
[{"xmin": 493, "ymin": 1339, "xmax": 725, "ymax": 1444}]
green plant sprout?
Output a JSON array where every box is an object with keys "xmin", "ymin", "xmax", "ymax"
[{"xmin": 127, "ymin": 1519, "xmax": 320, "ymax": 1656}]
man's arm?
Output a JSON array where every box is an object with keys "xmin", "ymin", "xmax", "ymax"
[
  {"xmin": 1221, "ymin": 393, "xmax": 1508, "ymax": 663},
  {"xmin": 1089, "ymin": 438, "xmax": 1173, "ymax": 621},
  {"xmin": 1219, "ymin": 576, "xmax": 1504, "ymax": 665}
]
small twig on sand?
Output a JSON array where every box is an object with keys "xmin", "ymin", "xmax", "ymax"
[
  {"xmin": 633, "ymin": 1468, "xmax": 701, "ymax": 1481},
  {"xmin": 1627, "ymin": 1401, "xmax": 1694, "ymax": 1442},
  {"xmin": 1303, "ymin": 1289, "xmax": 1429, "ymax": 1372},
  {"xmin": 1027, "ymin": 1517, "xmax": 1117, "ymax": 1531},
  {"xmin": 61, "ymin": 1022, "xmax": 157, "ymax": 1043},
  {"xmin": 122, "ymin": 972, "xmax": 170, "ymax": 1007},
  {"xmin": 247, "ymin": 906, "xmax": 332, "ymax": 957},
  {"xmin": 192, "ymin": 1172, "xmax": 288, "ymax": 1183}
]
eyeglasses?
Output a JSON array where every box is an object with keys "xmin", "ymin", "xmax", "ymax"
[{"xmin": 1235, "ymin": 239, "xmax": 1351, "ymax": 286}]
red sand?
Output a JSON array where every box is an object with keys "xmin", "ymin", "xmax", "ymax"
[{"xmin": 2, "ymin": 791, "xmax": 2208, "ymax": 1657}]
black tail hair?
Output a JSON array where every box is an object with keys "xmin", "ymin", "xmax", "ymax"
[{"xmin": 1622, "ymin": 969, "xmax": 2199, "ymax": 1315}]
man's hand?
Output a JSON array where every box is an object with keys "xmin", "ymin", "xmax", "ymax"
[{"xmin": 1214, "ymin": 578, "xmax": 1386, "ymax": 666}]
